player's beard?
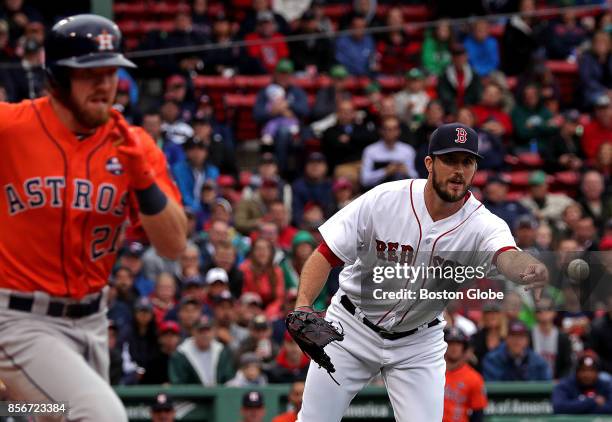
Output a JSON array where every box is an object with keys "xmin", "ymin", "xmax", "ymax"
[
  {"xmin": 71, "ymin": 98, "xmax": 111, "ymax": 129},
  {"xmin": 432, "ymin": 166, "xmax": 471, "ymax": 203}
]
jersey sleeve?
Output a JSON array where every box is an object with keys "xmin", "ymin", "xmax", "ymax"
[
  {"xmin": 318, "ymin": 188, "xmax": 376, "ymax": 265},
  {"xmin": 126, "ymin": 127, "xmax": 183, "ymax": 229},
  {"xmin": 474, "ymin": 214, "xmax": 518, "ymax": 273}
]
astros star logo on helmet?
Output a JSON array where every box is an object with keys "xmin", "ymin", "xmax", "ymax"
[{"xmin": 96, "ymin": 30, "xmax": 114, "ymax": 51}]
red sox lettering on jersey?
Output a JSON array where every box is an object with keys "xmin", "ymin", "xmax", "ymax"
[{"xmin": 319, "ymin": 179, "xmax": 517, "ymax": 332}]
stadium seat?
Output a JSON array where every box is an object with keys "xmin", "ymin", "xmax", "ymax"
[
  {"xmin": 472, "ymin": 170, "xmax": 489, "ymax": 188},
  {"xmin": 506, "ymin": 170, "xmax": 531, "ymax": 188},
  {"xmin": 546, "ymin": 60, "xmax": 578, "ymax": 106},
  {"xmin": 517, "ymin": 152, "xmax": 544, "ymax": 169},
  {"xmin": 224, "ymin": 94, "xmax": 258, "ymax": 141}
]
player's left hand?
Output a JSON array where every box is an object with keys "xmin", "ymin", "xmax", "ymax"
[
  {"xmin": 520, "ymin": 263, "xmax": 549, "ymax": 302},
  {"xmin": 110, "ymin": 109, "xmax": 155, "ymax": 190}
]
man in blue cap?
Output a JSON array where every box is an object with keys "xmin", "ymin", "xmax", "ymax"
[{"xmin": 289, "ymin": 122, "xmax": 549, "ymax": 421}]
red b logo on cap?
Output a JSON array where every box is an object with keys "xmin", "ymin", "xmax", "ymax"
[{"xmin": 454, "ymin": 127, "xmax": 467, "ymax": 144}]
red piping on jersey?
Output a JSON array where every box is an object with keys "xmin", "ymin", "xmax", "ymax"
[
  {"xmin": 397, "ymin": 202, "xmax": 483, "ymax": 325},
  {"xmin": 427, "ymin": 204, "xmax": 483, "ymax": 266},
  {"xmin": 410, "ymin": 179, "xmax": 423, "ymax": 265},
  {"xmin": 317, "ymin": 242, "xmax": 344, "ymax": 267},
  {"xmin": 492, "ymin": 246, "xmax": 518, "ymax": 266},
  {"xmin": 32, "ymin": 101, "xmax": 71, "ymax": 297},
  {"xmin": 375, "ymin": 180, "xmax": 422, "ymax": 325}
]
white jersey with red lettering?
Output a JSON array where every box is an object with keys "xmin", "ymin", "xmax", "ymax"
[
  {"xmin": 320, "ymin": 178, "xmax": 516, "ymax": 331},
  {"xmin": 298, "ymin": 178, "xmax": 517, "ymax": 422}
]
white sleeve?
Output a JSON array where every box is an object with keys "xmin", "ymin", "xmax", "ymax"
[
  {"xmin": 318, "ymin": 188, "xmax": 376, "ymax": 265},
  {"xmin": 474, "ymin": 215, "xmax": 518, "ymax": 272}
]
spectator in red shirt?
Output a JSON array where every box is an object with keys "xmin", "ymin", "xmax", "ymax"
[
  {"xmin": 151, "ymin": 272, "xmax": 177, "ymax": 327},
  {"xmin": 582, "ymin": 94, "xmax": 612, "ymax": 161},
  {"xmin": 245, "ymin": 11, "xmax": 289, "ymax": 74},
  {"xmin": 267, "ymin": 332, "xmax": 310, "ymax": 383},
  {"xmin": 376, "ymin": 7, "xmax": 416, "ymax": 75},
  {"xmin": 267, "ymin": 200, "xmax": 298, "ymax": 251},
  {"xmin": 443, "ymin": 327, "xmax": 487, "ymax": 422},
  {"xmin": 471, "ymin": 82, "xmax": 513, "ymax": 139},
  {"xmin": 240, "ymin": 237, "xmax": 285, "ymax": 318}
]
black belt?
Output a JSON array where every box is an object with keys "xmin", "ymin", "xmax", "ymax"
[
  {"xmin": 8, "ymin": 293, "xmax": 103, "ymax": 319},
  {"xmin": 340, "ymin": 295, "xmax": 441, "ymax": 340}
]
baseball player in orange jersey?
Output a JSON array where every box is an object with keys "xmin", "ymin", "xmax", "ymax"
[
  {"xmin": 443, "ymin": 328, "xmax": 487, "ymax": 422},
  {"xmin": 0, "ymin": 15, "xmax": 187, "ymax": 421}
]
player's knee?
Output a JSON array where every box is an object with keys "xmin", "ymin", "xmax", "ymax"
[{"xmin": 68, "ymin": 390, "xmax": 127, "ymax": 422}]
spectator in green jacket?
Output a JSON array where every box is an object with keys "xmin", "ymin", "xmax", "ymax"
[
  {"xmin": 421, "ymin": 19, "xmax": 452, "ymax": 76},
  {"xmin": 511, "ymin": 83, "xmax": 560, "ymax": 152},
  {"xmin": 279, "ymin": 231, "xmax": 327, "ymax": 310},
  {"xmin": 168, "ymin": 315, "xmax": 235, "ymax": 385}
]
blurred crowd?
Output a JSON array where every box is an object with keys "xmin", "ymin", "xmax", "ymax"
[{"xmin": 0, "ymin": 0, "xmax": 612, "ymax": 419}]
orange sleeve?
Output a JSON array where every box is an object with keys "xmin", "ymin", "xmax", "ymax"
[
  {"xmin": 125, "ymin": 126, "xmax": 183, "ymax": 240},
  {"xmin": 468, "ymin": 371, "xmax": 488, "ymax": 411}
]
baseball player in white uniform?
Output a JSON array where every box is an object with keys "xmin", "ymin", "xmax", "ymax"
[{"xmin": 293, "ymin": 123, "xmax": 548, "ymax": 421}]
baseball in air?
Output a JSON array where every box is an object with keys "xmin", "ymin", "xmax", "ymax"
[{"xmin": 567, "ymin": 259, "xmax": 590, "ymax": 281}]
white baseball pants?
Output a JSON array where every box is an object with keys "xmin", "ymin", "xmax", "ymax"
[{"xmin": 298, "ymin": 295, "xmax": 447, "ymax": 422}]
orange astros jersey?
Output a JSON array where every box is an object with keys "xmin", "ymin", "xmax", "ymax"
[
  {"xmin": 443, "ymin": 363, "xmax": 487, "ymax": 422},
  {"xmin": 0, "ymin": 97, "xmax": 181, "ymax": 299}
]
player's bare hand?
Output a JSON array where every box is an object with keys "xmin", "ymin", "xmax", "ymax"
[
  {"xmin": 110, "ymin": 109, "xmax": 155, "ymax": 190},
  {"xmin": 520, "ymin": 263, "xmax": 548, "ymax": 302}
]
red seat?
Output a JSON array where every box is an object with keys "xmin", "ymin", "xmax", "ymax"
[
  {"xmin": 506, "ymin": 191, "xmax": 526, "ymax": 202},
  {"xmin": 322, "ymin": 4, "xmax": 351, "ymax": 19},
  {"xmin": 224, "ymin": 94, "xmax": 258, "ymax": 141},
  {"xmin": 234, "ymin": 75, "xmax": 272, "ymax": 92},
  {"xmin": 554, "ymin": 171, "xmax": 580, "ymax": 186},
  {"xmin": 352, "ymin": 96, "xmax": 371, "ymax": 109},
  {"xmin": 114, "ymin": 3, "xmax": 147, "ymax": 16},
  {"xmin": 378, "ymin": 76, "xmax": 404, "ymax": 93},
  {"xmin": 546, "ymin": 60, "xmax": 578, "ymax": 106},
  {"xmin": 149, "ymin": 2, "xmax": 191, "ymax": 16},
  {"xmin": 517, "ymin": 152, "xmax": 544, "ymax": 168},
  {"xmin": 194, "ymin": 76, "xmax": 235, "ymax": 90},
  {"xmin": 507, "ymin": 170, "xmax": 531, "ymax": 187},
  {"xmin": 472, "ymin": 170, "xmax": 489, "ymax": 188}
]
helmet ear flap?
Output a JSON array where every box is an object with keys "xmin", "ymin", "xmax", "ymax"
[{"xmin": 45, "ymin": 65, "xmax": 70, "ymax": 97}]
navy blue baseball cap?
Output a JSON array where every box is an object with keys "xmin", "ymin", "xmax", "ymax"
[{"xmin": 428, "ymin": 123, "xmax": 482, "ymax": 159}]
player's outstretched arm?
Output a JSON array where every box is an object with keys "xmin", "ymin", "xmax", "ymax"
[
  {"xmin": 295, "ymin": 250, "xmax": 332, "ymax": 308},
  {"xmin": 496, "ymin": 249, "xmax": 549, "ymax": 301}
]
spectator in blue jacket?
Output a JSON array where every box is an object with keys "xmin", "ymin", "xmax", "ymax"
[
  {"xmin": 253, "ymin": 60, "xmax": 309, "ymax": 125},
  {"xmin": 253, "ymin": 60, "xmax": 309, "ymax": 176},
  {"xmin": 464, "ymin": 18, "xmax": 500, "ymax": 77},
  {"xmin": 552, "ymin": 352, "xmax": 612, "ymax": 414},
  {"xmin": 482, "ymin": 174, "xmax": 532, "ymax": 230},
  {"xmin": 578, "ymin": 31, "xmax": 612, "ymax": 109},
  {"xmin": 291, "ymin": 152, "xmax": 333, "ymax": 227},
  {"xmin": 142, "ymin": 110, "xmax": 185, "ymax": 168},
  {"xmin": 483, "ymin": 320, "xmax": 552, "ymax": 381},
  {"xmin": 172, "ymin": 137, "xmax": 219, "ymax": 211},
  {"xmin": 335, "ymin": 13, "xmax": 376, "ymax": 76}
]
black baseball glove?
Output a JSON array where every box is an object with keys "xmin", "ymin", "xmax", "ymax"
[{"xmin": 285, "ymin": 307, "xmax": 344, "ymax": 382}]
